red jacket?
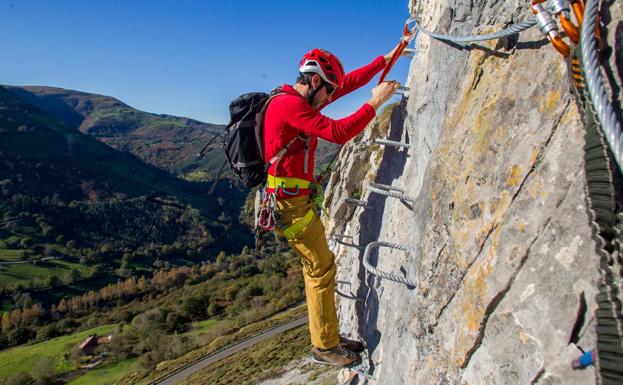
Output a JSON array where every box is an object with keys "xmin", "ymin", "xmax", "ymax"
[{"xmin": 263, "ymin": 55, "xmax": 386, "ymax": 199}]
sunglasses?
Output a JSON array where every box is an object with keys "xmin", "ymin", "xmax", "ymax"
[{"xmin": 324, "ymin": 82, "xmax": 336, "ymax": 97}]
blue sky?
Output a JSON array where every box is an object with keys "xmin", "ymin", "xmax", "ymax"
[{"xmin": 0, "ymin": 0, "xmax": 413, "ymax": 124}]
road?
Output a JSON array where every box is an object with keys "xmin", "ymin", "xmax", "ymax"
[{"xmin": 153, "ymin": 315, "xmax": 308, "ymax": 385}]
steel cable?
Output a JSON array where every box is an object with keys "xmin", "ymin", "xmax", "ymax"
[
  {"xmin": 414, "ymin": 17, "xmax": 537, "ymax": 43},
  {"xmin": 363, "ymin": 241, "xmax": 416, "ymax": 287},
  {"xmin": 369, "ymin": 183, "xmax": 417, "ymax": 203},
  {"xmin": 580, "ymin": 0, "xmax": 623, "ymax": 172}
]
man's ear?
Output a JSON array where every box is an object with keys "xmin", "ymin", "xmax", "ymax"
[{"xmin": 311, "ymin": 74, "xmax": 322, "ymax": 89}]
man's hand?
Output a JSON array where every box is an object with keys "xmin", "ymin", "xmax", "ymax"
[
  {"xmin": 384, "ymin": 46, "xmax": 400, "ymax": 63},
  {"xmin": 367, "ymin": 81, "xmax": 400, "ymax": 110}
]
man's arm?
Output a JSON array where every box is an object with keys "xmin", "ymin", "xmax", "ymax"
[
  {"xmin": 282, "ymin": 80, "xmax": 400, "ymax": 144},
  {"xmin": 323, "ymin": 45, "xmax": 403, "ymax": 107},
  {"xmin": 326, "ymin": 56, "xmax": 386, "ymax": 105}
]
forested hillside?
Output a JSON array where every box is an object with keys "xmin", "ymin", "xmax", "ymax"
[
  {"xmin": 0, "ymin": 85, "xmax": 252, "ymax": 322},
  {"xmin": 7, "ymin": 86, "xmax": 225, "ymax": 181}
]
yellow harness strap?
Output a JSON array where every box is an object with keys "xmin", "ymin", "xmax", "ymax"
[
  {"xmin": 282, "ymin": 209, "xmax": 315, "ymax": 240},
  {"xmin": 266, "ymin": 175, "xmax": 312, "ymax": 190}
]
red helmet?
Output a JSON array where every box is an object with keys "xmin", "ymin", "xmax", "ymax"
[{"xmin": 299, "ymin": 48, "xmax": 345, "ymax": 88}]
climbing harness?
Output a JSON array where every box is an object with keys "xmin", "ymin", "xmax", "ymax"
[
  {"xmin": 254, "ymin": 135, "xmax": 311, "ymax": 245},
  {"xmin": 378, "ymin": 18, "xmax": 418, "ymax": 84}
]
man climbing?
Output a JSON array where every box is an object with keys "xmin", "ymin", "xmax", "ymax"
[{"xmin": 262, "ymin": 48, "xmax": 401, "ymax": 367}]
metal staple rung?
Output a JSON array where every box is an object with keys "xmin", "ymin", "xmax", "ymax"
[
  {"xmin": 363, "ymin": 241, "xmax": 416, "ymax": 287},
  {"xmin": 334, "ymin": 234, "xmax": 365, "ymax": 250},
  {"xmin": 394, "ymin": 86, "xmax": 411, "ymax": 95},
  {"xmin": 345, "ymin": 198, "xmax": 375, "ymax": 210},
  {"xmin": 375, "ymin": 138, "xmax": 413, "ymax": 148},
  {"xmin": 403, "ymin": 48, "xmax": 416, "ymax": 57},
  {"xmin": 368, "ymin": 183, "xmax": 416, "ymax": 203}
]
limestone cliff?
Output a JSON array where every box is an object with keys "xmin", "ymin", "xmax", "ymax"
[{"xmin": 323, "ymin": 1, "xmax": 621, "ymax": 384}]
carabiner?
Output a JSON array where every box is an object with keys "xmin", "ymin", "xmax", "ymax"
[
  {"xmin": 379, "ymin": 17, "xmax": 418, "ymax": 84},
  {"xmin": 550, "ymin": 0, "xmax": 580, "ymax": 43},
  {"xmin": 532, "ymin": 0, "xmax": 571, "ymax": 57},
  {"xmin": 279, "ymin": 182, "xmax": 300, "ymax": 196}
]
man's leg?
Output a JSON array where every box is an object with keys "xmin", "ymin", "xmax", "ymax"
[{"xmin": 277, "ymin": 197, "xmax": 339, "ymax": 349}]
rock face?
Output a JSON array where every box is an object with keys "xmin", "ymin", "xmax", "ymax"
[{"xmin": 322, "ymin": 1, "xmax": 622, "ymax": 384}]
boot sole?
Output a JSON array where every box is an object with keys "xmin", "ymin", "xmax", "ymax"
[{"xmin": 310, "ymin": 353, "xmax": 362, "ymax": 368}]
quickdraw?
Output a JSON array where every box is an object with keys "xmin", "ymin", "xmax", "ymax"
[
  {"xmin": 256, "ymin": 189, "xmax": 280, "ymax": 232},
  {"xmin": 378, "ymin": 18, "xmax": 418, "ymax": 84}
]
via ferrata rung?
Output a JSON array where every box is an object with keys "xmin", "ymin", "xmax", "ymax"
[{"xmin": 363, "ymin": 241, "xmax": 417, "ymax": 287}]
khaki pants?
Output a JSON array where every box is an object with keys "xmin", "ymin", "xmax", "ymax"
[{"xmin": 276, "ymin": 195, "xmax": 340, "ymax": 349}]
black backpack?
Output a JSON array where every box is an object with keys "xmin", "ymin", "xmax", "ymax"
[{"xmin": 223, "ymin": 88, "xmax": 306, "ymax": 189}]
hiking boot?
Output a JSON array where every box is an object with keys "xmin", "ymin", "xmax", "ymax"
[
  {"xmin": 340, "ymin": 336, "xmax": 365, "ymax": 353},
  {"xmin": 311, "ymin": 344, "xmax": 362, "ymax": 367}
]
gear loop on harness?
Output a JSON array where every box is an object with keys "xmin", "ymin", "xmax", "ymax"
[{"xmin": 279, "ymin": 182, "xmax": 300, "ymax": 196}]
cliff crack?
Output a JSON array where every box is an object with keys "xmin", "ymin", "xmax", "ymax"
[
  {"xmin": 568, "ymin": 292, "xmax": 588, "ymax": 345},
  {"xmin": 529, "ymin": 367, "xmax": 546, "ymax": 384},
  {"xmin": 432, "ymin": 223, "xmax": 499, "ymax": 330},
  {"xmin": 509, "ymin": 100, "xmax": 571, "ymax": 206},
  {"xmin": 427, "ymin": 242, "xmax": 448, "ymax": 287},
  {"xmin": 460, "ymin": 217, "xmax": 552, "ymax": 369},
  {"xmin": 430, "ymin": 102, "xmax": 569, "ymax": 333}
]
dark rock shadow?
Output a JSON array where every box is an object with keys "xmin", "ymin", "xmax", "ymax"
[{"xmin": 514, "ymin": 37, "xmax": 550, "ymax": 51}]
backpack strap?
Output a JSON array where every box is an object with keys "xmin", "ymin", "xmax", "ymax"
[
  {"xmin": 268, "ymin": 134, "xmax": 308, "ymax": 172},
  {"xmin": 259, "ymin": 88, "xmax": 312, "ymax": 178},
  {"xmin": 255, "ymin": 88, "xmax": 284, "ymax": 161}
]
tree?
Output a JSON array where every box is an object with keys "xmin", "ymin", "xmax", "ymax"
[
  {"xmin": 1, "ymin": 311, "xmax": 12, "ymax": 333},
  {"xmin": 18, "ymin": 250, "xmax": 34, "ymax": 260},
  {"xmin": 32, "ymin": 356, "xmax": 55, "ymax": 383},
  {"xmin": 3, "ymin": 372, "xmax": 34, "ymax": 385},
  {"xmin": 19, "ymin": 237, "xmax": 32, "ymax": 249},
  {"xmin": 43, "ymin": 246, "xmax": 56, "ymax": 258},
  {"xmin": 66, "ymin": 239, "xmax": 76, "ymax": 250},
  {"xmin": 45, "ymin": 274, "xmax": 60, "ymax": 288}
]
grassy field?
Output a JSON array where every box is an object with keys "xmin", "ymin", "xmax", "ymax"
[
  {"xmin": 0, "ymin": 323, "xmax": 118, "ymax": 379},
  {"xmin": 180, "ymin": 325, "xmax": 310, "ymax": 385},
  {"xmin": 0, "ymin": 316, "xmax": 223, "ymax": 383},
  {"xmin": 0, "ymin": 301, "xmax": 306, "ymax": 384},
  {"xmin": 117, "ymin": 303, "xmax": 307, "ymax": 385},
  {"xmin": 184, "ymin": 170, "xmax": 210, "ymax": 182},
  {"xmin": 0, "ymin": 248, "xmax": 23, "ymax": 262},
  {"xmin": 187, "ymin": 318, "xmax": 222, "ymax": 336},
  {"xmin": 0, "ymin": 258, "xmax": 93, "ymax": 288},
  {"xmin": 66, "ymin": 358, "xmax": 140, "ymax": 385}
]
